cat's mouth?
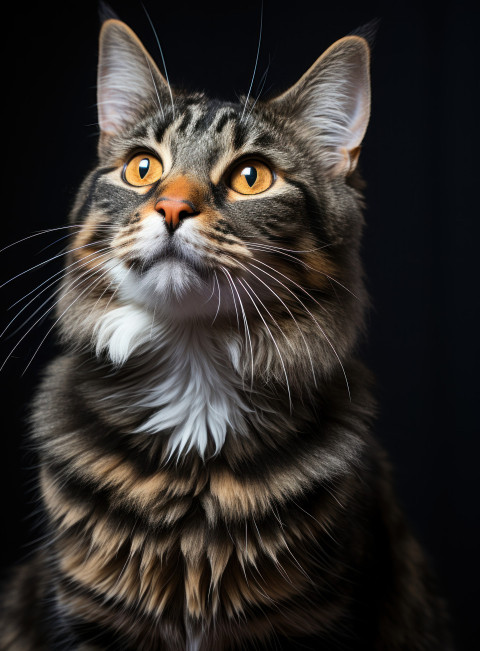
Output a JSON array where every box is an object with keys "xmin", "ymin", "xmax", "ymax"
[
  {"xmin": 110, "ymin": 223, "xmax": 241, "ymax": 314},
  {"xmin": 129, "ymin": 240, "xmax": 211, "ymax": 281}
]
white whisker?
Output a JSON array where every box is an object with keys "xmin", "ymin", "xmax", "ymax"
[
  {"xmin": 2, "ymin": 248, "xmax": 115, "ymax": 342},
  {"xmin": 0, "ymin": 250, "xmax": 118, "ymax": 372},
  {"xmin": 0, "ymin": 239, "xmax": 109, "ymax": 290},
  {"xmin": 211, "ymin": 270, "xmax": 221, "ymax": 326},
  {"xmin": 142, "ymin": 3, "xmax": 175, "ymax": 117},
  {"xmin": 8, "ymin": 244, "xmax": 112, "ymax": 310},
  {"xmin": 237, "ymin": 277, "xmax": 292, "ymax": 410},
  {"xmin": 240, "ymin": 0, "xmax": 264, "ymax": 122},
  {"xmin": 245, "ymin": 56, "xmax": 270, "ymax": 120},
  {"xmin": 22, "ymin": 257, "xmax": 127, "ymax": 375},
  {"xmin": 2, "ymin": 246, "xmax": 114, "ymax": 339},
  {"xmin": 247, "ymin": 242, "xmax": 358, "ymax": 299},
  {"xmin": 221, "ymin": 266, "xmax": 240, "ymax": 330},
  {"xmin": 221, "ymin": 266, "xmax": 254, "ymax": 389},
  {"xmin": 248, "ymin": 260, "xmax": 351, "ymax": 400},
  {"xmin": 245, "ymin": 240, "xmax": 331, "ymax": 254},
  {"xmin": 230, "ymin": 257, "xmax": 317, "ymax": 388},
  {"xmin": 0, "ymin": 224, "xmax": 111, "ymax": 255},
  {"xmin": 142, "ymin": 51, "xmax": 165, "ymax": 120}
]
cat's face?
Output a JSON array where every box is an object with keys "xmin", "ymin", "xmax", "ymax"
[
  {"xmin": 83, "ymin": 95, "xmax": 308, "ymax": 319},
  {"xmin": 61, "ymin": 19, "xmax": 370, "ymax": 369}
]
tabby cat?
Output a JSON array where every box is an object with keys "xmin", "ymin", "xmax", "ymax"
[{"xmin": 0, "ymin": 15, "xmax": 452, "ymax": 651}]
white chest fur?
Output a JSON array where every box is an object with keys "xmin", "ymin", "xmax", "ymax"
[{"xmin": 94, "ymin": 303, "xmax": 247, "ymax": 458}]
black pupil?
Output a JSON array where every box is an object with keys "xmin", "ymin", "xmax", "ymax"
[
  {"xmin": 242, "ymin": 166, "xmax": 257, "ymax": 187},
  {"xmin": 139, "ymin": 158, "xmax": 150, "ymax": 179}
]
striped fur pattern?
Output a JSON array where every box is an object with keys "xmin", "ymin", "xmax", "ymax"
[{"xmin": 0, "ymin": 18, "xmax": 452, "ymax": 651}]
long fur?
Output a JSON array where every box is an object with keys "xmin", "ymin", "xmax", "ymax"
[{"xmin": 0, "ymin": 17, "xmax": 452, "ymax": 651}]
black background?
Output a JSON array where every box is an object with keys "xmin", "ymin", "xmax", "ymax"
[{"xmin": 1, "ymin": 1, "xmax": 478, "ymax": 648}]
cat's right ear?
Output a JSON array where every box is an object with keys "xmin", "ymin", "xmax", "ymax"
[{"xmin": 97, "ymin": 20, "xmax": 169, "ymax": 140}]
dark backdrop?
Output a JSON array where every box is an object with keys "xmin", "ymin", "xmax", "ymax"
[{"xmin": 1, "ymin": 1, "xmax": 478, "ymax": 648}]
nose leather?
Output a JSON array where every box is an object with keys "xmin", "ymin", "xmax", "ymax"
[{"xmin": 155, "ymin": 198, "xmax": 196, "ymax": 232}]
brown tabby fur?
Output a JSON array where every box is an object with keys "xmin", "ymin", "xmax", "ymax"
[{"xmin": 0, "ymin": 16, "xmax": 452, "ymax": 651}]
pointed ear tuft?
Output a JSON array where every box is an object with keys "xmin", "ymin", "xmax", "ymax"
[
  {"xmin": 97, "ymin": 19, "xmax": 169, "ymax": 138},
  {"xmin": 270, "ymin": 36, "xmax": 371, "ymax": 177},
  {"xmin": 98, "ymin": 1, "xmax": 120, "ymax": 23}
]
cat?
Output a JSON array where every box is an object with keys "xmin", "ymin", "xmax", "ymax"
[{"xmin": 0, "ymin": 15, "xmax": 452, "ymax": 651}]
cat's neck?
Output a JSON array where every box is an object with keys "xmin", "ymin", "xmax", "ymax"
[
  {"xmin": 93, "ymin": 302, "xmax": 250, "ymax": 458},
  {"xmin": 79, "ymin": 298, "xmax": 355, "ymax": 461}
]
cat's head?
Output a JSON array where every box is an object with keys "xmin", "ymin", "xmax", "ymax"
[{"xmin": 60, "ymin": 19, "xmax": 370, "ymax": 375}]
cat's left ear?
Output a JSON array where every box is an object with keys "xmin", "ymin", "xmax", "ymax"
[{"xmin": 270, "ymin": 36, "xmax": 370, "ymax": 177}]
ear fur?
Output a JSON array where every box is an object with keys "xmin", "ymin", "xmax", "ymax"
[
  {"xmin": 270, "ymin": 36, "xmax": 371, "ymax": 177},
  {"xmin": 97, "ymin": 19, "xmax": 169, "ymax": 139}
]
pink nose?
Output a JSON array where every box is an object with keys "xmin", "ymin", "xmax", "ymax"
[{"xmin": 155, "ymin": 198, "xmax": 196, "ymax": 232}]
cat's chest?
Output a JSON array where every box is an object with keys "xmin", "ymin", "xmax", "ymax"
[
  {"xmin": 52, "ymin": 464, "xmax": 299, "ymax": 642},
  {"xmin": 95, "ymin": 305, "xmax": 248, "ymax": 457},
  {"xmin": 131, "ymin": 339, "xmax": 247, "ymax": 457}
]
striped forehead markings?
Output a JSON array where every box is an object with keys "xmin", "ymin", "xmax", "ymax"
[
  {"xmin": 232, "ymin": 121, "xmax": 248, "ymax": 150},
  {"xmin": 130, "ymin": 124, "xmax": 149, "ymax": 140},
  {"xmin": 141, "ymin": 103, "xmax": 271, "ymax": 188},
  {"xmin": 192, "ymin": 103, "xmax": 221, "ymax": 133},
  {"xmin": 177, "ymin": 108, "xmax": 194, "ymax": 134},
  {"xmin": 216, "ymin": 111, "xmax": 238, "ymax": 133},
  {"xmin": 168, "ymin": 103, "xmax": 243, "ymax": 140},
  {"xmin": 155, "ymin": 121, "xmax": 167, "ymax": 143}
]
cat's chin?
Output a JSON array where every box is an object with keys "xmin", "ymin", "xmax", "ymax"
[{"xmin": 107, "ymin": 257, "xmax": 221, "ymax": 320}]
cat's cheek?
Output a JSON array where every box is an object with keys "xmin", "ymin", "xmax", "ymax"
[{"xmin": 125, "ymin": 212, "xmax": 169, "ymax": 260}]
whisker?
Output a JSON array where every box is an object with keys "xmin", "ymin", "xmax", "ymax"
[
  {"xmin": 241, "ymin": 278, "xmax": 292, "ymax": 351},
  {"xmin": 22, "ymin": 257, "xmax": 127, "ymax": 375},
  {"xmin": 221, "ymin": 266, "xmax": 240, "ymax": 330},
  {"xmin": 247, "ymin": 242, "xmax": 358, "ymax": 299},
  {"xmin": 251, "ymin": 515, "xmax": 293, "ymax": 586},
  {"xmin": 142, "ymin": 3, "xmax": 175, "ymax": 117},
  {"xmin": 246, "ymin": 55, "xmax": 270, "ymax": 120},
  {"xmin": 248, "ymin": 260, "xmax": 350, "ymax": 400},
  {"xmin": 73, "ymin": 239, "xmax": 135, "ymax": 324},
  {"xmin": 240, "ymin": 0, "xmax": 264, "ymax": 122},
  {"xmin": 142, "ymin": 51, "xmax": 165, "ymax": 120},
  {"xmin": 221, "ymin": 266, "xmax": 254, "ymax": 389},
  {"xmin": 8, "ymin": 244, "xmax": 112, "ymax": 311},
  {"xmin": 35, "ymin": 230, "xmax": 85, "ymax": 255},
  {"xmin": 97, "ymin": 261, "xmax": 133, "ymax": 323},
  {"xmin": 237, "ymin": 277, "xmax": 292, "ymax": 410},
  {"xmin": 35, "ymin": 224, "xmax": 113, "ymax": 256},
  {"xmin": 2, "ymin": 247, "xmax": 114, "ymax": 341},
  {"xmin": 241, "ymin": 275, "xmax": 298, "ymax": 397},
  {"xmin": 0, "ymin": 239, "xmax": 109, "ymax": 290},
  {"xmin": 0, "ymin": 224, "xmax": 111, "ymax": 255},
  {"xmin": 68, "ymin": 255, "xmax": 128, "ymax": 331},
  {"xmin": 250, "ymin": 259, "xmax": 328, "ymax": 314},
  {"xmin": 0, "ymin": 250, "xmax": 118, "ymax": 372},
  {"xmin": 211, "ymin": 270, "xmax": 221, "ymax": 326},
  {"xmin": 203, "ymin": 273, "xmax": 218, "ymax": 306},
  {"xmin": 282, "ymin": 538, "xmax": 312, "ymax": 584},
  {"xmin": 229, "ymin": 257, "xmax": 317, "ymax": 388},
  {"xmin": 290, "ymin": 499, "xmax": 339, "ymax": 547},
  {"xmin": 245, "ymin": 241, "xmax": 331, "ymax": 254}
]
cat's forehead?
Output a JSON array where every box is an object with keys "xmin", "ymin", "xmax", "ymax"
[{"xmin": 109, "ymin": 95, "xmax": 288, "ymax": 179}]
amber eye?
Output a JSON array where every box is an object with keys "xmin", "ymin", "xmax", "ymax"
[
  {"xmin": 229, "ymin": 160, "xmax": 274, "ymax": 195},
  {"xmin": 123, "ymin": 154, "xmax": 163, "ymax": 187}
]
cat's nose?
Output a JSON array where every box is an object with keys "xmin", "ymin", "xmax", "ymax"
[{"xmin": 155, "ymin": 198, "xmax": 197, "ymax": 233}]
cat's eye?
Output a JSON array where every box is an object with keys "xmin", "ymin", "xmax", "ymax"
[
  {"xmin": 229, "ymin": 160, "xmax": 274, "ymax": 195},
  {"xmin": 123, "ymin": 154, "xmax": 163, "ymax": 187}
]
